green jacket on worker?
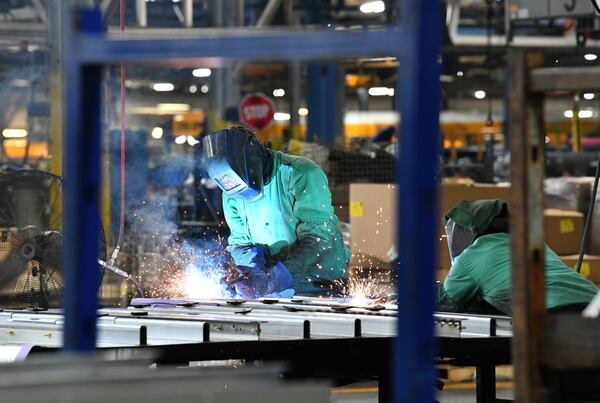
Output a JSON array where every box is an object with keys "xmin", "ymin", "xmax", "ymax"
[
  {"xmin": 223, "ymin": 150, "xmax": 351, "ymax": 294},
  {"xmin": 436, "ymin": 232, "xmax": 598, "ymax": 314}
]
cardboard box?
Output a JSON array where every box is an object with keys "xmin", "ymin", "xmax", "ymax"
[
  {"xmin": 544, "ymin": 210, "xmax": 583, "ymax": 255},
  {"xmin": 349, "ymin": 183, "xmax": 584, "ymax": 269},
  {"xmin": 349, "ymin": 184, "xmax": 396, "ymax": 263},
  {"xmin": 560, "ymin": 254, "xmax": 600, "ymax": 284},
  {"xmin": 349, "ymin": 182, "xmax": 510, "ymax": 266}
]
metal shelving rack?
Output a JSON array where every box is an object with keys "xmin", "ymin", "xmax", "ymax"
[
  {"xmin": 508, "ymin": 49, "xmax": 600, "ymax": 402},
  {"xmin": 61, "ymin": 1, "xmax": 442, "ymax": 402}
]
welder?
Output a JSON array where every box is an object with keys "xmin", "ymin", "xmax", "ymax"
[
  {"xmin": 437, "ymin": 199, "xmax": 598, "ymax": 314},
  {"xmin": 202, "ymin": 125, "xmax": 350, "ymax": 299}
]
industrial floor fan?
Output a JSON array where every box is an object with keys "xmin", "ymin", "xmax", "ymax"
[{"xmin": 0, "ymin": 169, "xmax": 106, "ymax": 309}]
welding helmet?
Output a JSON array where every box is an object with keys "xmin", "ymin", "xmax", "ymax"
[
  {"xmin": 445, "ymin": 220, "xmax": 477, "ymax": 261},
  {"xmin": 444, "ymin": 199, "xmax": 507, "ymax": 262},
  {"xmin": 202, "ymin": 127, "xmax": 269, "ymax": 202}
]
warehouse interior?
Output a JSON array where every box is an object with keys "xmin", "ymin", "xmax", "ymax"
[{"xmin": 2, "ymin": 0, "xmax": 600, "ymax": 402}]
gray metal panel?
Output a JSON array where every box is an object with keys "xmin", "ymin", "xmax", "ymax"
[
  {"xmin": 548, "ymin": 0, "xmax": 595, "ymax": 17},
  {"xmin": 509, "ymin": 0, "xmax": 550, "ymax": 19}
]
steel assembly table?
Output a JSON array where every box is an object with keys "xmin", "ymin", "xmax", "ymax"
[{"xmin": 0, "ymin": 298, "xmax": 512, "ymax": 403}]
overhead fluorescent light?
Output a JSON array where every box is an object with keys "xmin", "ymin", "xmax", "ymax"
[
  {"xmin": 151, "ymin": 127, "xmax": 163, "ymax": 139},
  {"xmin": 156, "ymin": 103, "xmax": 191, "ymax": 112},
  {"xmin": 192, "ymin": 68, "xmax": 212, "ymax": 78},
  {"xmin": 456, "ymin": 71, "xmax": 464, "ymax": 77},
  {"xmin": 564, "ymin": 109, "xmax": 594, "ymax": 118},
  {"xmin": 585, "ymin": 53, "xmax": 598, "ymax": 61},
  {"xmin": 273, "ymin": 89, "xmax": 285, "ymax": 97},
  {"xmin": 274, "ymin": 112, "xmax": 291, "ymax": 121},
  {"xmin": 298, "ymin": 107, "xmax": 309, "ymax": 116},
  {"xmin": 2, "ymin": 129, "xmax": 27, "ymax": 138},
  {"xmin": 153, "ymin": 82, "xmax": 174, "ymax": 92},
  {"xmin": 189, "ymin": 84, "xmax": 198, "ymax": 93},
  {"xmin": 360, "ymin": 1, "xmax": 385, "ymax": 13},
  {"xmin": 12, "ymin": 79, "xmax": 29, "ymax": 87},
  {"xmin": 474, "ymin": 90, "xmax": 486, "ymax": 99},
  {"xmin": 584, "ymin": 93, "xmax": 595, "ymax": 100},
  {"xmin": 368, "ymin": 87, "xmax": 394, "ymax": 96},
  {"xmin": 200, "ymin": 85, "xmax": 209, "ymax": 94},
  {"xmin": 175, "ymin": 135, "xmax": 187, "ymax": 144}
]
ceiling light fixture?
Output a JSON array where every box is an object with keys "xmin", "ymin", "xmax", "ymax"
[
  {"xmin": 152, "ymin": 82, "xmax": 174, "ymax": 92},
  {"xmin": 192, "ymin": 68, "xmax": 212, "ymax": 78},
  {"xmin": 360, "ymin": 1, "xmax": 385, "ymax": 14}
]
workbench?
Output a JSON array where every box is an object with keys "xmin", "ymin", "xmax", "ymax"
[{"xmin": 0, "ymin": 297, "xmax": 512, "ymax": 403}]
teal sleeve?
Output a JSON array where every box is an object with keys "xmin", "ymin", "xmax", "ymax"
[
  {"xmin": 222, "ymin": 194, "xmax": 254, "ymax": 264},
  {"xmin": 436, "ymin": 257, "xmax": 480, "ymax": 312},
  {"xmin": 283, "ymin": 164, "xmax": 338, "ymax": 281}
]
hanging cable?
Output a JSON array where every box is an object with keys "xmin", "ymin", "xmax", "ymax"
[
  {"xmin": 485, "ymin": 0, "xmax": 494, "ymax": 127},
  {"xmin": 108, "ymin": 0, "xmax": 126, "ymax": 267}
]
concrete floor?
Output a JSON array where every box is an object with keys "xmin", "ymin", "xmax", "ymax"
[{"xmin": 330, "ymin": 382, "xmax": 514, "ymax": 402}]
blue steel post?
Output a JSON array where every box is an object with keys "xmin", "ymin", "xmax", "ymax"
[
  {"xmin": 62, "ymin": 9, "xmax": 103, "ymax": 352},
  {"xmin": 307, "ymin": 63, "xmax": 337, "ymax": 145},
  {"xmin": 395, "ymin": 0, "xmax": 441, "ymax": 402}
]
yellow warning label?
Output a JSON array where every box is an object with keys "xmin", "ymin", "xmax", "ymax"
[
  {"xmin": 350, "ymin": 201, "xmax": 364, "ymax": 217},
  {"xmin": 581, "ymin": 262, "xmax": 591, "ymax": 278},
  {"xmin": 559, "ymin": 219, "xmax": 575, "ymax": 234}
]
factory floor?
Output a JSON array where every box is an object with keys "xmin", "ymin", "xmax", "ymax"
[{"xmin": 330, "ymin": 382, "xmax": 514, "ymax": 402}]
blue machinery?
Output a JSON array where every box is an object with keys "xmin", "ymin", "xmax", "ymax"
[{"xmin": 62, "ymin": 1, "xmax": 442, "ymax": 401}]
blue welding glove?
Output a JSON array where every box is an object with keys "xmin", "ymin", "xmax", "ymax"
[
  {"xmin": 265, "ymin": 288, "xmax": 295, "ymax": 299},
  {"xmin": 234, "ymin": 262, "xmax": 293, "ymax": 299},
  {"xmin": 229, "ymin": 245, "xmax": 269, "ymax": 269},
  {"xmin": 265, "ymin": 261, "xmax": 294, "ymax": 295},
  {"xmin": 234, "ymin": 266, "xmax": 270, "ymax": 299}
]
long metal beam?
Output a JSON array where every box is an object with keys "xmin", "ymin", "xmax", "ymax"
[
  {"xmin": 530, "ymin": 66, "xmax": 600, "ymax": 93},
  {"xmin": 74, "ymin": 28, "xmax": 401, "ymax": 64}
]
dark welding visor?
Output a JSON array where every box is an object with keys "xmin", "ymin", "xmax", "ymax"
[{"xmin": 202, "ymin": 128, "xmax": 265, "ymax": 202}]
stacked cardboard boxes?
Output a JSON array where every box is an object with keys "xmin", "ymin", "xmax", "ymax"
[{"xmin": 349, "ymin": 182, "xmax": 587, "ymax": 279}]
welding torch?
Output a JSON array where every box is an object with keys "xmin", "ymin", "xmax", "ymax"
[{"xmin": 98, "ymin": 259, "xmax": 145, "ymax": 297}]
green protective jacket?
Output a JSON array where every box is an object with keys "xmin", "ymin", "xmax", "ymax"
[
  {"xmin": 437, "ymin": 233, "xmax": 598, "ymax": 314},
  {"xmin": 223, "ymin": 150, "xmax": 351, "ymax": 294}
]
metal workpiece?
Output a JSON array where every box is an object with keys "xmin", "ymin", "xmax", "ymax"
[{"xmin": 0, "ymin": 300, "xmax": 511, "ymax": 350}]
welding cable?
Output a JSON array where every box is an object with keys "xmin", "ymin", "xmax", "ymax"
[
  {"xmin": 576, "ymin": 150, "xmax": 600, "ymax": 273},
  {"xmin": 98, "ymin": 259, "xmax": 144, "ymax": 297},
  {"xmin": 109, "ymin": 0, "xmax": 127, "ymax": 267}
]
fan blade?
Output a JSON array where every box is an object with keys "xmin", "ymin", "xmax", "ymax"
[
  {"xmin": 32, "ymin": 230, "xmax": 63, "ymax": 268},
  {"xmin": 0, "ymin": 171, "xmax": 62, "ymax": 231},
  {"xmin": 0, "ymin": 251, "xmax": 28, "ymax": 288}
]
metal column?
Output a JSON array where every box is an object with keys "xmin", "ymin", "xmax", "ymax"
[
  {"xmin": 48, "ymin": 0, "xmax": 65, "ymax": 176},
  {"xmin": 62, "ymin": 9, "xmax": 103, "ymax": 352},
  {"xmin": 395, "ymin": 0, "xmax": 441, "ymax": 401},
  {"xmin": 507, "ymin": 48, "xmax": 546, "ymax": 402},
  {"xmin": 307, "ymin": 63, "xmax": 339, "ymax": 145}
]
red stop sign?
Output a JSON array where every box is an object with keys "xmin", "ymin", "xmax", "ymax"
[{"xmin": 239, "ymin": 93, "xmax": 275, "ymax": 130}]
